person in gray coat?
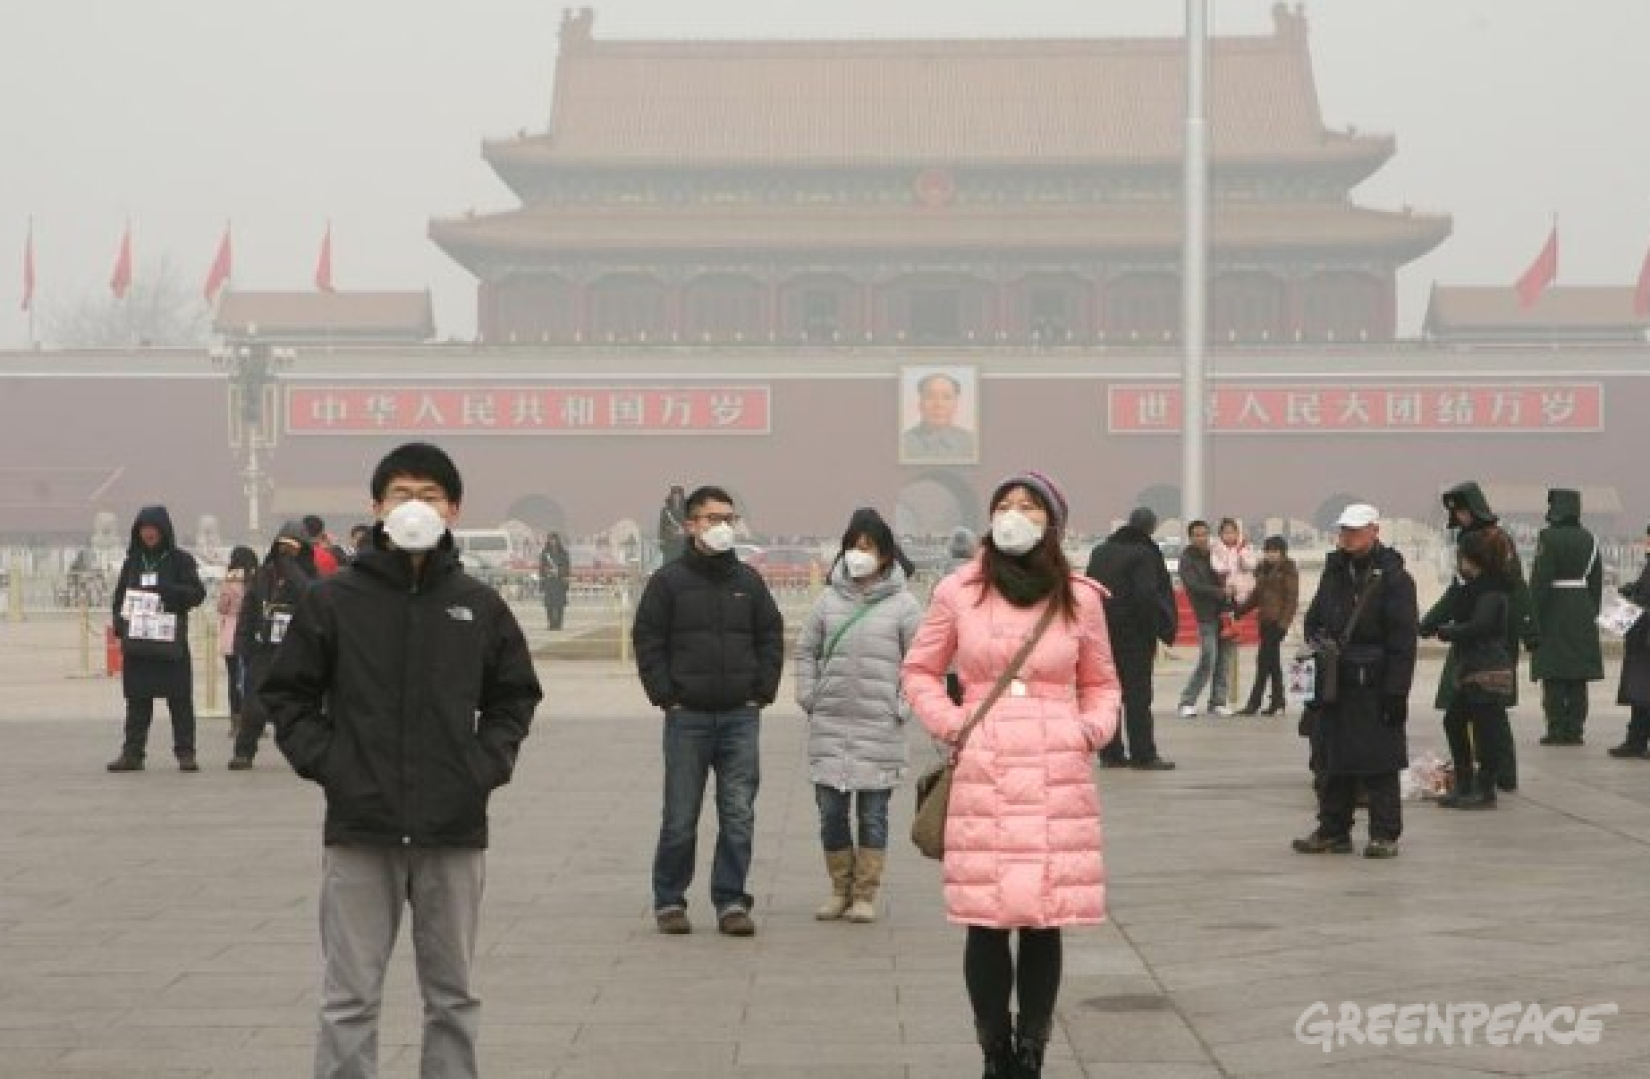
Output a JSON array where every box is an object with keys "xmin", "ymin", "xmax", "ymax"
[{"xmin": 794, "ymin": 508, "xmax": 924, "ymax": 923}]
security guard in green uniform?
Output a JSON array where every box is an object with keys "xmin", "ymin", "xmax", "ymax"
[
  {"xmin": 1529, "ymin": 488, "xmax": 1604, "ymax": 744},
  {"xmin": 1420, "ymin": 481, "xmax": 1538, "ymax": 790}
]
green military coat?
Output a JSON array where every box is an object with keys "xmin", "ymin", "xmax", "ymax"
[{"xmin": 1528, "ymin": 491, "xmax": 1604, "ymax": 681}]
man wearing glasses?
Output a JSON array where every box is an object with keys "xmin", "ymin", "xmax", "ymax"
[
  {"xmin": 262, "ymin": 442, "xmax": 542, "ymax": 1077},
  {"xmin": 632, "ymin": 486, "xmax": 784, "ymax": 936}
]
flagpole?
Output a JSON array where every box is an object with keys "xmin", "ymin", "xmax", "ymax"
[
  {"xmin": 25, "ymin": 217, "xmax": 35, "ymax": 349},
  {"xmin": 1181, "ymin": 0, "xmax": 1209, "ymax": 523}
]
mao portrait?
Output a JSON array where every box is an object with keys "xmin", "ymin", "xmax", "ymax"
[{"xmin": 899, "ymin": 366, "xmax": 979, "ymax": 465}]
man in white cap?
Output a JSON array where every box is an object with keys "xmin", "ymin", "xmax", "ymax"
[{"xmin": 1292, "ymin": 503, "xmax": 1419, "ymax": 859}]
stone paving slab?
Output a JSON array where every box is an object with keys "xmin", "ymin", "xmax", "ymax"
[{"xmin": 2, "ymin": 614, "xmax": 1649, "ymax": 1076}]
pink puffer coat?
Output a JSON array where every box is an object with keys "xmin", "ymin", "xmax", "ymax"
[{"xmin": 902, "ymin": 560, "xmax": 1121, "ymax": 928}]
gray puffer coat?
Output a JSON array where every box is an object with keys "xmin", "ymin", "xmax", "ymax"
[{"xmin": 794, "ymin": 560, "xmax": 924, "ymax": 791}]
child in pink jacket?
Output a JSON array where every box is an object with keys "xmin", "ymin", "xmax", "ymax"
[{"xmin": 902, "ymin": 470, "xmax": 1120, "ymax": 1079}]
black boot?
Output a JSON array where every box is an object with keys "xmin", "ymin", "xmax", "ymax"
[
  {"xmin": 1014, "ymin": 1014, "xmax": 1050, "ymax": 1078},
  {"xmin": 976, "ymin": 1018, "xmax": 1014, "ymax": 1079},
  {"xmin": 1453, "ymin": 775, "xmax": 1497, "ymax": 809}
]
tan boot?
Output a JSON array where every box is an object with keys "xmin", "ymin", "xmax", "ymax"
[
  {"xmin": 845, "ymin": 847, "xmax": 885, "ymax": 923},
  {"xmin": 815, "ymin": 848, "xmax": 855, "ymax": 920}
]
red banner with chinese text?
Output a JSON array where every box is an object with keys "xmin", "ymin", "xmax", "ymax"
[
  {"xmin": 285, "ymin": 385, "xmax": 771, "ymax": 435},
  {"xmin": 1107, "ymin": 383, "xmax": 1602, "ymax": 434}
]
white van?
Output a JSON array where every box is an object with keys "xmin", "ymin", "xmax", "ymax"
[{"xmin": 452, "ymin": 529, "xmax": 515, "ymax": 571}]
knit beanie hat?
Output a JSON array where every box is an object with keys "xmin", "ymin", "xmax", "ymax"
[{"xmin": 990, "ymin": 470, "xmax": 1069, "ymax": 532}]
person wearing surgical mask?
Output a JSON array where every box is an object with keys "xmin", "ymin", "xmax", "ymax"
[
  {"xmin": 632, "ymin": 485, "xmax": 785, "ymax": 938},
  {"xmin": 259, "ymin": 442, "xmax": 542, "ymax": 1078},
  {"xmin": 793, "ymin": 508, "xmax": 923, "ymax": 924},
  {"xmin": 901, "ymin": 470, "xmax": 1121, "ymax": 1078}
]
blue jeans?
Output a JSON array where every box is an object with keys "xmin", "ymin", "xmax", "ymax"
[
  {"xmin": 1179, "ymin": 621, "xmax": 1234, "ymax": 708},
  {"xmin": 652, "ymin": 707, "xmax": 760, "ymax": 914},
  {"xmin": 814, "ymin": 785, "xmax": 891, "ymax": 851}
]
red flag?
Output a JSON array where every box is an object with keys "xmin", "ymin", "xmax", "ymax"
[
  {"xmin": 1514, "ymin": 226, "xmax": 1557, "ymax": 308},
  {"xmin": 203, "ymin": 225, "xmax": 233, "ymax": 302},
  {"xmin": 1634, "ymin": 242, "xmax": 1650, "ymax": 319},
  {"xmin": 20, "ymin": 222, "xmax": 34, "ymax": 312},
  {"xmin": 109, "ymin": 224, "xmax": 133, "ymax": 300},
  {"xmin": 314, "ymin": 222, "xmax": 334, "ymax": 292}
]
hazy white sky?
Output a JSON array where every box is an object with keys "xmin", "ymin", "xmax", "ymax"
[{"xmin": 5, "ymin": 0, "xmax": 1647, "ymax": 347}]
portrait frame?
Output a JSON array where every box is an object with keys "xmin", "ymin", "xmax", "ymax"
[{"xmin": 898, "ymin": 364, "xmax": 980, "ymax": 465}]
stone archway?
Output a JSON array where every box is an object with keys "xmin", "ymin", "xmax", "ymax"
[
  {"xmin": 505, "ymin": 494, "xmax": 568, "ymax": 535},
  {"xmin": 894, "ymin": 471, "xmax": 982, "ymax": 539}
]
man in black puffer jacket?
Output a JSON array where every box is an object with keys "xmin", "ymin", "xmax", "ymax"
[
  {"xmin": 1086, "ymin": 507, "xmax": 1178, "ymax": 769},
  {"xmin": 633, "ymin": 484, "xmax": 784, "ymax": 938},
  {"xmin": 262, "ymin": 442, "xmax": 542, "ymax": 1079}
]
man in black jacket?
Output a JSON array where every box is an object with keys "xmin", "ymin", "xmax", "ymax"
[
  {"xmin": 1292, "ymin": 503, "xmax": 1419, "ymax": 859},
  {"xmin": 633, "ymin": 485, "xmax": 784, "ymax": 937},
  {"xmin": 262, "ymin": 443, "xmax": 542, "ymax": 1079},
  {"xmin": 1086, "ymin": 507, "xmax": 1178, "ymax": 769}
]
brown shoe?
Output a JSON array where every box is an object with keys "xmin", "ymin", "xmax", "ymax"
[
  {"xmin": 105, "ymin": 754, "xmax": 144, "ymax": 772},
  {"xmin": 177, "ymin": 754, "xmax": 200, "ymax": 772},
  {"xmin": 654, "ymin": 908, "xmax": 692, "ymax": 935},
  {"xmin": 227, "ymin": 756, "xmax": 253, "ymax": 771},
  {"xmin": 717, "ymin": 908, "xmax": 756, "ymax": 937}
]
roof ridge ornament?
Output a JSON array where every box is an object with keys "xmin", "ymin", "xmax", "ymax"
[{"xmin": 560, "ymin": 7, "xmax": 594, "ymax": 50}]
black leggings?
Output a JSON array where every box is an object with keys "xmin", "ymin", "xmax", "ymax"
[{"xmin": 964, "ymin": 926, "xmax": 1062, "ymax": 1030}]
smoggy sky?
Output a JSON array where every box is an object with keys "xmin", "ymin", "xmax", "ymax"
[{"xmin": 5, "ymin": 0, "xmax": 1647, "ymax": 347}]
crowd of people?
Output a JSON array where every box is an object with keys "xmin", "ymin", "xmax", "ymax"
[{"xmin": 99, "ymin": 453, "xmax": 1646, "ymax": 1079}]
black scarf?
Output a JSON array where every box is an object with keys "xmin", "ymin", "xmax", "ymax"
[{"xmin": 990, "ymin": 556, "xmax": 1056, "ymax": 607}]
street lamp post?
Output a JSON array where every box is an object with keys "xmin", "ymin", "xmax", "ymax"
[{"xmin": 210, "ymin": 328, "xmax": 294, "ymax": 545}]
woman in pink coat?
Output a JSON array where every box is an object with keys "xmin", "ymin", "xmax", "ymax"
[{"xmin": 902, "ymin": 470, "xmax": 1121, "ymax": 1079}]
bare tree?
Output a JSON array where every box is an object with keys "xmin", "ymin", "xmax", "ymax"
[{"xmin": 43, "ymin": 254, "xmax": 210, "ymax": 348}]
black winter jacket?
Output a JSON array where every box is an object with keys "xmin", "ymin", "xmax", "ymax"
[
  {"xmin": 632, "ymin": 545, "xmax": 785, "ymax": 712},
  {"xmin": 1085, "ymin": 525, "xmax": 1176, "ymax": 651},
  {"xmin": 1436, "ymin": 576, "xmax": 1513, "ymax": 706},
  {"xmin": 111, "ymin": 505, "xmax": 206, "ymax": 700},
  {"xmin": 261, "ymin": 537, "xmax": 542, "ymax": 848}
]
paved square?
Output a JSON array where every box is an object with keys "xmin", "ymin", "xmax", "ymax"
[{"xmin": 2, "ymin": 613, "xmax": 1648, "ymax": 1076}]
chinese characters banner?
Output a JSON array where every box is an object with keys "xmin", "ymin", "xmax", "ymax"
[
  {"xmin": 285, "ymin": 385, "xmax": 771, "ymax": 435},
  {"xmin": 1108, "ymin": 383, "xmax": 1602, "ymax": 434}
]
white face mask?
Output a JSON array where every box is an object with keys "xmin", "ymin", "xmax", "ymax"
[
  {"xmin": 699, "ymin": 521, "xmax": 736, "ymax": 554},
  {"xmin": 843, "ymin": 549, "xmax": 880, "ymax": 579},
  {"xmin": 383, "ymin": 499, "xmax": 446, "ymax": 552},
  {"xmin": 991, "ymin": 510, "xmax": 1043, "ymax": 556}
]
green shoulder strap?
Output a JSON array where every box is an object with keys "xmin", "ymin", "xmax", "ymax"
[{"xmin": 821, "ymin": 596, "xmax": 887, "ymax": 666}]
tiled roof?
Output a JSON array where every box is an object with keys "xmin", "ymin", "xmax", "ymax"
[
  {"xmin": 1424, "ymin": 286, "xmax": 1648, "ymax": 334},
  {"xmin": 213, "ymin": 292, "xmax": 435, "ymax": 343},
  {"xmin": 489, "ymin": 7, "xmax": 1389, "ymax": 170},
  {"xmin": 430, "ymin": 201, "xmax": 1450, "ymax": 268}
]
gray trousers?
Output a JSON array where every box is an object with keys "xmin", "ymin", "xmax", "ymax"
[{"xmin": 314, "ymin": 845, "xmax": 486, "ymax": 1079}]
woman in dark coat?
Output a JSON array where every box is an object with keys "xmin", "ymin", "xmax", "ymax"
[
  {"xmin": 1610, "ymin": 526, "xmax": 1650, "ymax": 759},
  {"xmin": 1432, "ymin": 530, "xmax": 1516, "ymax": 807},
  {"xmin": 229, "ymin": 521, "xmax": 316, "ymax": 769},
  {"xmin": 107, "ymin": 505, "xmax": 206, "ymax": 772},
  {"xmin": 539, "ymin": 532, "xmax": 572, "ymax": 630}
]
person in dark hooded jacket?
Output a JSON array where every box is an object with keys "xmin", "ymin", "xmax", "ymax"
[
  {"xmin": 1420, "ymin": 481, "xmax": 1535, "ymax": 788},
  {"xmin": 107, "ymin": 505, "xmax": 207, "ymax": 772},
  {"xmin": 259, "ymin": 442, "xmax": 542, "ymax": 1079},
  {"xmin": 1086, "ymin": 507, "xmax": 1177, "ymax": 768},
  {"xmin": 228, "ymin": 520, "xmax": 316, "ymax": 769},
  {"xmin": 1528, "ymin": 488, "xmax": 1604, "ymax": 745}
]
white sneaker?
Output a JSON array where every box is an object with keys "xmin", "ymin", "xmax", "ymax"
[
  {"xmin": 1211, "ymin": 704, "xmax": 1235, "ymax": 717},
  {"xmin": 1177, "ymin": 704, "xmax": 1198, "ymax": 718}
]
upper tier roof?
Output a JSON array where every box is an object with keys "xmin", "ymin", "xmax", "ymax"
[{"xmin": 484, "ymin": 5, "xmax": 1391, "ymax": 180}]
